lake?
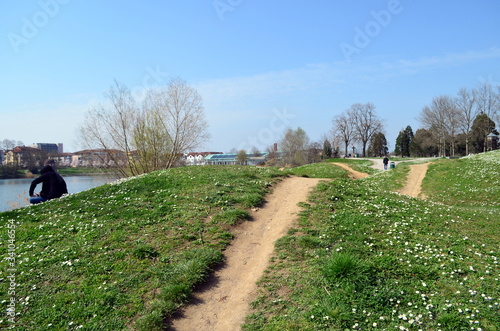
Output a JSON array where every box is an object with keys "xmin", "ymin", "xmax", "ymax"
[{"xmin": 0, "ymin": 175, "xmax": 117, "ymax": 212}]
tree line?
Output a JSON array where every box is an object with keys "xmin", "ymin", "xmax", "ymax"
[
  {"xmin": 272, "ymin": 81, "xmax": 499, "ymax": 167},
  {"xmin": 397, "ymin": 82, "xmax": 499, "ymax": 157},
  {"xmin": 6, "ymin": 78, "xmax": 497, "ymax": 177}
]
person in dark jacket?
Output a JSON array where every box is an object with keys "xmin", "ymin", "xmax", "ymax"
[
  {"xmin": 29, "ymin": 163, "xmax": 68, "ymax": 204},
  {"xmin": 383, "ymin": 156, "xmax": 389, "ymax": 170}
]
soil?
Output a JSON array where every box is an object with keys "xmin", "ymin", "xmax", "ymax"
[
  {"xmin": 398, "ymin": 163, "xmax": 430, "ymax": 198},
  {"xmin": 168, "ymin": 176, "xmax": 324, "ymax": 331},
  {"xmin": 168, "ymin": 162, "xmax": 429, "ymax": 330},
  {"xmin": 331, "ymin": 162, "xmax": 369, "ymax": 180}
]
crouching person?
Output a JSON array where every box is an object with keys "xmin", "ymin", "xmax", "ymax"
[{"xmin": 29, "ymin": 161, "xmax": 68, "ymax": 204}]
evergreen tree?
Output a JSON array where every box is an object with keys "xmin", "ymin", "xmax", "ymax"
[
  {"xmin": 323, "ymin": 139, "xmax": 333, "ymax": 159},
  {"xmin": 395, "ymin": 126, "xmax": 414, "ymax": 157},
  {"xmin": 470, "ymin": 113, "xmax": 496, "ymax": 153},
  {"xmin": 368, "ymin": 132, "xmax": 388, "ymax": 157}
]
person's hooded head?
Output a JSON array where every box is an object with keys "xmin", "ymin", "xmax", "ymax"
[{"xmin": 40, "ymin": 165, "xmax": 55, "ymax": 175}]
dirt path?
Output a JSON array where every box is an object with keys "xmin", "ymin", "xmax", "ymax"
[
  {"xmin": 398, "ymin": 163, "xmax": 430, "ymax": 198},
  {"xmin": 331, "ymin": 162, "xmax": 369, "ymax": 180},
  {"xmin": 169, "ymin": 176, "xmax": 324, "ymax": 331},
  {"xmin": 334, "ymin": 161, "xmax": 430, "ymax": 199}
]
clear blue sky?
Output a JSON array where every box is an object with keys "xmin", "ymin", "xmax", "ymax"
[{"xmin": 1, "ymin": 0, "xmax": 499, "ymax": 153}]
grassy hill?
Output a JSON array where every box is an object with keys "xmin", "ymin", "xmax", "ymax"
[
  {"xmin": 1, "ymin": 152, "xmax": 499, "ymax": 330},
  {"xmin": 244, "ymin": 152, "xmax": 500, "ymax": 330},
  {"xmin": 0, "ymin": 166, "xmax": 291, "ymax": 330}
]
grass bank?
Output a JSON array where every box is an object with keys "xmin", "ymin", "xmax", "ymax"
[
  {"xmin": 244, "ymin": 152, "xmax": 499, "ymax": 330},
  {"xmin": 1, "ymin": 153, "xmax": 498, "ymax": 330},
  {"xmin": 0, "ymin": 166, "xmax": 286, "ymax": 330}
]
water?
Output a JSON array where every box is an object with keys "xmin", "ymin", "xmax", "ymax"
[{"xmin": 0, "ymin": 175, "xmax": 117, "ymax": 212}]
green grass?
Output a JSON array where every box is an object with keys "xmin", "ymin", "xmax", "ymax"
[
  {"xmin": 422, "ymin": 150, "xmax": 500, "ymax": 208},
  {"xmin": 244, "ymin": 152, "xmax": 500, "ymax": 330},
  {"xmin": 0, "ymin": 166, "xmax": 286, "ymax": 330},
  {"xmin": 289, "ymin": 161, "xmax": 350, "ymax": 179},
  {"xmin": 1, "ymin": 152, "xmax": 499, "ymax": 330}
]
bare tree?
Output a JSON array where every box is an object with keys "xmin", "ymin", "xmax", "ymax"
[
  {"xmin": 1, "ymin": 139, "xmax": 20, "ymax": 150},
  {"xmin": 420, "ymin": 96, "xmax": 460, "ymax": 156},
  {"xmin": 79, "ymin": 78, "xmax": 210, "ymax": 176},
  {"xmin": 475, "ymin": 82, "xmax": 500, "ymax": 122},
  {"xmin": 236, "ymin": 150, "xmax": 247, "ymax": 165},
  {"xmin": 332, "ymin": 112, "xmax": 355, "ymax": 157},
  {"xmin": 251, "ymin": 146, "xmax": 260, "ymax": 156},
  {"xmin": 455, "ymin": 88, "xmax": 477, "ymax": 155},
  {"xmin": 280, "ymin": 127, "xmax": 309, "ymax": 166},
  {"xmin": 444, "ymin": 100, "xmax": 460, "ymax": 157},
  {"xmin": 138, "ymin": 78, "xmax": 210, "ymax": 170},
  {"xmin": 79, "ymin": 81, "xmax": 138, "ymax": 176},
  {"xmin": 307, "ymin": 141, "xmax": 323, "ymax": 163},
  {"xmin": 349, "ymin": 102, "xmax": 383, "ymax": 157}
]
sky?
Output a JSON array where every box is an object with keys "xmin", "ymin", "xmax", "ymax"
[{"xmin": 1, "ymin": 0, "xmax": 500, "ymax": 153}]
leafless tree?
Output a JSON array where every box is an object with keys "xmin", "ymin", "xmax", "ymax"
[
  {"xmin": 1, "ymin": 139, "xmax": 18, "ymax": 150},
  {"xmin": 420, "ymin": 95, "xmax": 460, "ymax": 157},
  {"xmin": 475, "ymin": 82, "xmax": 499, "ymax": 123},
  {"xmin": 307, "ymin": 141, "xmax": 323, "ymax": 163},
  {"xmin": 79, "ymin": 78, "xmax": 210, "ymax": 176},
  {"xmin": 138, "ymin": 78, "xmax": 210, "ymax": 170},
  {"xmin": 280, "ymin": 127, "xmax": 309, "ymax": 166},
  {"xmin": 349, "ymin": 102, "xmax": 383, "ymax": 157},
  {"xmin": 332, "ymin": 112, "xmax": 355, "ymax": 157},
  {"xmin": 79, "ymin": 81, "xmax": 138, "ymax": 176},
  {"xmin": 455, "ymin": 88, "xmax": 478, "ymax": 155},
  {"xmin": 236, "ymin": 150, "xmax": 247, "ymax": 165}
]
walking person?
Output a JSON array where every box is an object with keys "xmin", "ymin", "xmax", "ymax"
[
  {"xmin": 29, "ymin": 159, "xmax": 68, "ymax": 204},
  {"xmin": 383, "ymin": 156, "xmax": 389, "ymax": 170}
]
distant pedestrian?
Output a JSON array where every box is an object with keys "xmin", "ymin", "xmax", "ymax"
[
  {"xmin": 29, "ymin": 159, "xmax": 68, "ymax": 204},
  {"xmin": 383, "ymin": 156, "xmax": 389, "ymax": 170}
]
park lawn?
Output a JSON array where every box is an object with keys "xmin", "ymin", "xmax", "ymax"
[
  {"xmin": 244, "ymin": 152, "xmax": 499, "ymax": 330},
  {"xmin": 0, "ymin": 166, "xmax": 287, "ymax": 330},
  {"xmin": 422, "ymin": 150, "xmax": 500, "ymax": 208},
  {"xmin": 1, "ymin": 152, "xmax": 498, "ymax": 330}
]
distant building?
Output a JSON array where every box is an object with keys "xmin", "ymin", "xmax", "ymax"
[
  {"xmin": 486, "ymin": 131, "xmax": 499, "ymax": 151},
  {"xmin": 5, "ymin": 146, "xmax": 45, "ymax": 167},
  {"xmin": 204, "ymin": 152, "xmax": 269, "ymax": 166},
  {"xmin": 32, "ymin": 143, "xmax": 63, "ymax": 154},
  {"xmin": 183, "ymin": 152, "xmax": 223, "ymax": 165},
  {"xmin": 51, "ymin": 153, "xmax": 74, "ymax": 167},
  {"xmin": 73, "ymin": 149, "xmax": 127, "ymax": 167}
]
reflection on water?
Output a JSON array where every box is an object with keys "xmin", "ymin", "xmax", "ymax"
[{"xmin": 0, "ymin": 176, "xmax": 117, "ymax": 212}]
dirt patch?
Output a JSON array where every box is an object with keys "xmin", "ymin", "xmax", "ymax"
[
  {"xmin": 398, "ymin": 163, "xmax": 430, "ymax": 198},
  {"xmin": 168, "ymin": 176, "xmax": 323, "ymax": 331},
  {"xmin": 331, "ymin": 162, "xmax": 369, "ymax": 180}
]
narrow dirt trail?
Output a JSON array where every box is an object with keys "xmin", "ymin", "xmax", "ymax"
[
  {"xmin": 333, "ymin": 160, "xmax": 430, "ymax": 199},
  {"xmin": 331, "ymin": 162, "xmax": 369, "ymax": 180},
  {"xmin": 169, "ymin": 176, "xmax": 324, "ymax": 331},
  {"xmin": 398, "ymin": 163, "xmax": 430, "ymax": 198}
]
